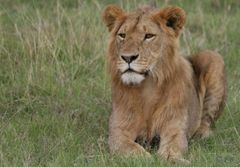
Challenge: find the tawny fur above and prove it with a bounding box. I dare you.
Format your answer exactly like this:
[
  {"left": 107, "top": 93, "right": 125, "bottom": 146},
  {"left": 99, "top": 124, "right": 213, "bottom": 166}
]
[{"left": 103, "top": 5, "right": 226, "bottom": 163}]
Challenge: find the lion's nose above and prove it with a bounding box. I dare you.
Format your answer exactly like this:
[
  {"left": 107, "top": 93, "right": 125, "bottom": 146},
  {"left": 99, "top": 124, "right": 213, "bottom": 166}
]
[{"left": 121, "top": 54, "right": 139, "bottom": 63}]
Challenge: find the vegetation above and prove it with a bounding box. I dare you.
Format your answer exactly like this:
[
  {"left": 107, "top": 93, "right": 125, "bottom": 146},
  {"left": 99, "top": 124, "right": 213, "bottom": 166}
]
[{"left": 0, "top": 0, "right": 239, "bottom": 166}]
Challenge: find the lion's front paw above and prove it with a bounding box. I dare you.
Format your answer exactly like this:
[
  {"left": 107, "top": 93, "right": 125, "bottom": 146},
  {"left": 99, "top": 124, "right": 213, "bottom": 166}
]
[
  {"left": 144, "top": 151, "right": 152, "bottom": 158},
  {"left": 174, "top": 158, "right": 191, "bottom": 165},
  {"left": 128, "top": 146, "right": 152, "bottom": 158},
  {"left": 158, "top": 149, "right": 190, "bottom": 165},
  {"left": 194, "top": 125, "right": 213, "bottom": 139}
]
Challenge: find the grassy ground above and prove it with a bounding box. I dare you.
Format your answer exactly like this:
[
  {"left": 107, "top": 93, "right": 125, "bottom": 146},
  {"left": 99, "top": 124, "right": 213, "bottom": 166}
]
[{"left": 0, "top": 0, "right": 240, "bottom": 166}]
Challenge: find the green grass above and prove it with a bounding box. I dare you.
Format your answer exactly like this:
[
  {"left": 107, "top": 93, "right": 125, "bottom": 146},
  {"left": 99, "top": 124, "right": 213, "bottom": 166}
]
[{"left": 0, "top": 0, "right": 240, "bottom": 166}]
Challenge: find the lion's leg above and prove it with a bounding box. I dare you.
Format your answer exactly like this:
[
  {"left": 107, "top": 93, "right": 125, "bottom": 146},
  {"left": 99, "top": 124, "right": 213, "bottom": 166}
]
[
  {"left": 195, "top": 79, "right": 226, "bottom": 138},
  {"left": 108, "top": 129, "right": 151, "bottom": 157},
  {"left": 157, "top": 121, "right": 190, "bottom": 164},
  {"left": 190, "top": 51, "right": 227, "bottom": 138}
]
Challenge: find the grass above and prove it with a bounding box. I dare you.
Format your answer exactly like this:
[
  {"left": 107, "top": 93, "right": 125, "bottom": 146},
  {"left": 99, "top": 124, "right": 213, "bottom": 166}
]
[{"left": 0, "top": 0, "right": 240, "bottom": 166}]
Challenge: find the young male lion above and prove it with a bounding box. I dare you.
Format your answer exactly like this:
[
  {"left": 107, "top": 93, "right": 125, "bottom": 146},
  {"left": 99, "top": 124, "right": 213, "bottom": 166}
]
[{"left": 102, "top": 5, "right": 226, "bottom": 163}]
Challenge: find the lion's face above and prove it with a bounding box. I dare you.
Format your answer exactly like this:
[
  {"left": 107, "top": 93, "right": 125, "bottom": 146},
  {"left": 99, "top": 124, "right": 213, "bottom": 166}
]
[
  {"left": 116, "top": 15, "right": 163, "bottom": 85},
  {"left": 103, "top": 5, "right": 185, "bottom": 85}
]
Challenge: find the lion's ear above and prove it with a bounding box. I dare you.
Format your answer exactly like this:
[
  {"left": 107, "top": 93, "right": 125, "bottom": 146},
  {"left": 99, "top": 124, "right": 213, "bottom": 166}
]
[
  {"left": 153, "top": 6, "right": 186, "bottom": 36},
  {"left": 102, "top": 5, "right": 125, "bottom": 32}
]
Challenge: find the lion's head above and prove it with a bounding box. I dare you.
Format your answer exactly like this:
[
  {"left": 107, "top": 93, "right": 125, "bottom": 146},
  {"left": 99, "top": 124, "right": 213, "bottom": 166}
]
[{"left": 103, "top": 5, "right": 186, "bottom": 85}]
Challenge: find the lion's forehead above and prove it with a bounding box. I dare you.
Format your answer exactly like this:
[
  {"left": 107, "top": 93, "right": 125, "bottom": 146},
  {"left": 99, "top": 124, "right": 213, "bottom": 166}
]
[{"left": 119, "top": 14, "right": 159, "bottom": 34}]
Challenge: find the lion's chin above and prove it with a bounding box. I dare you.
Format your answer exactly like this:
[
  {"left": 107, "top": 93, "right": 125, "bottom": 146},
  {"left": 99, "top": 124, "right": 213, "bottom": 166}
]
[{"left": 121, "top": 72, "right": 145, "bottom": 85}]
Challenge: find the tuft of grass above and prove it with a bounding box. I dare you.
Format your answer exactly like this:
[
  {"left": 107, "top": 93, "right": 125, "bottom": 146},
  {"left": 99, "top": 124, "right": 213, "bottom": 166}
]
[{"left": 0, "top": 0, "right": 239, "bottom": 166}]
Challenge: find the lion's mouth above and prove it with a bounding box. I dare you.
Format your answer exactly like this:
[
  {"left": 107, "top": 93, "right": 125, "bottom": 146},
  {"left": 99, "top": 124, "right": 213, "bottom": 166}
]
[
  {"left": 122, "top": 68, "right": 149, "bottom": 76},
  {"left": 121, "top": 68, "right": 149, "bottom": 85}
]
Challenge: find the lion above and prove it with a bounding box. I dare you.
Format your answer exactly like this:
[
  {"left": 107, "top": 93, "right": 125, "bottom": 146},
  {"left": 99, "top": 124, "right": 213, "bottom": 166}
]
[{"left": 102, "top": 4, "right": 226, "bottom": 163}]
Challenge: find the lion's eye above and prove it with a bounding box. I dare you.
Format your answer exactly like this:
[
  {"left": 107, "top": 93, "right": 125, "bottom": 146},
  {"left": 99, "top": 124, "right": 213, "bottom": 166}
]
[
  {"left": 144, "top": 33, "right": 156, "bottom": 41},
  {"left": 118, "top": 33, "right": 126, "bottom": 40}
]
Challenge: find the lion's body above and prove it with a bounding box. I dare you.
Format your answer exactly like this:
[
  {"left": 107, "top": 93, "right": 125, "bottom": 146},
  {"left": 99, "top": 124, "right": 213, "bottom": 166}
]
[{"left": 103, "top": 5, "right": 226, "bottom": 163}]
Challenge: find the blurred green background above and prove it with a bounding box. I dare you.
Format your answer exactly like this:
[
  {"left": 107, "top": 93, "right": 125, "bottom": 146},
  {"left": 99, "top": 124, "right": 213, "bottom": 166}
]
[{"left": 0, "top": 0, "right": 239, "bottom": 166}]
